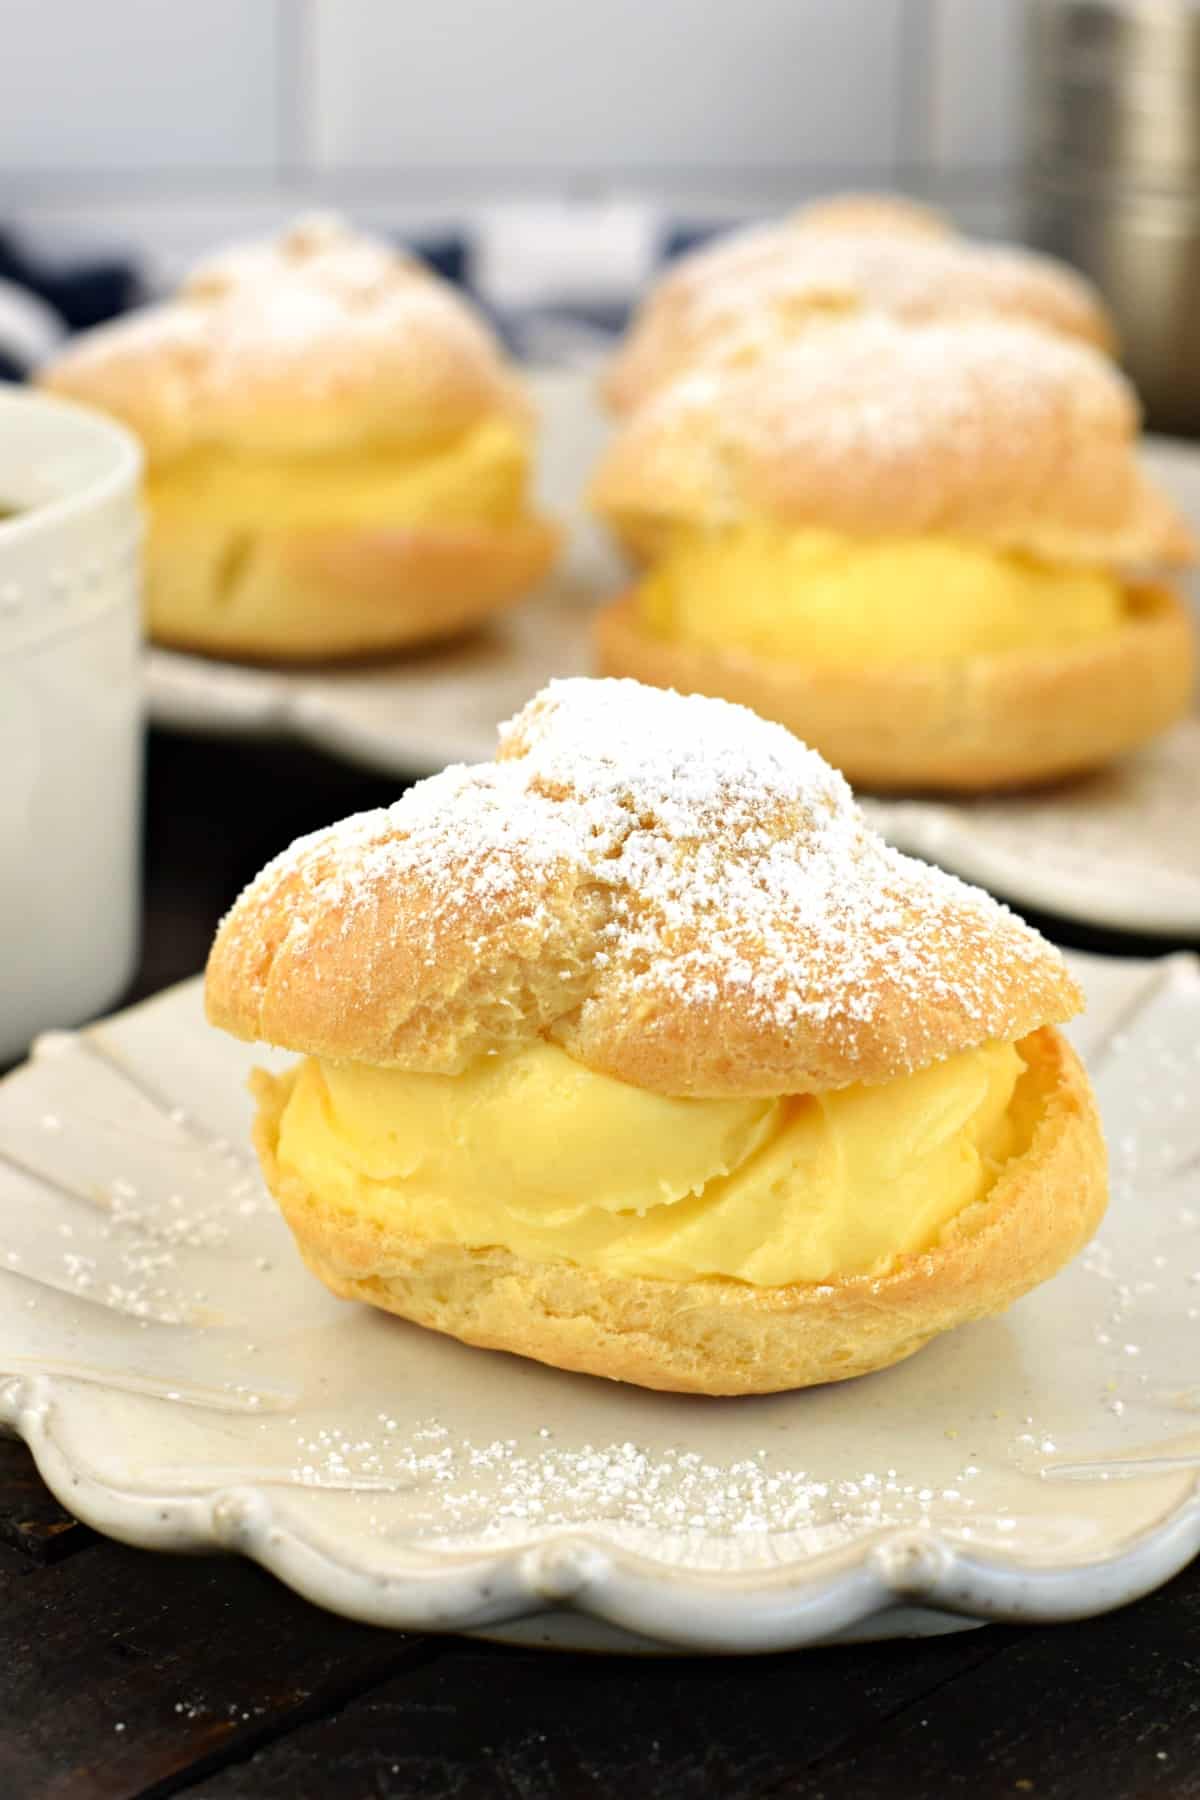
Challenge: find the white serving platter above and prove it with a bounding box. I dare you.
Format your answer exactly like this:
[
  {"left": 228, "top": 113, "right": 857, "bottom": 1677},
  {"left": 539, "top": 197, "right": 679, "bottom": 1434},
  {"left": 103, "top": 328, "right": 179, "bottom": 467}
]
[
  {"left": 861, "top": 720, "right": 1200, "bottom": 940},
  {"left": 0, "top": 951, "right": 1197, "bottom": 1653}
]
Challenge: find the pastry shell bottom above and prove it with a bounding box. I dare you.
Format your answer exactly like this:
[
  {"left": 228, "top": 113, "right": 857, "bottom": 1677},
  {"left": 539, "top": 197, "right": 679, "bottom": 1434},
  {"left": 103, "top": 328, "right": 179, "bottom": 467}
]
[
  {"left": 146, "top": 511, "right": 560, "bottom": 662},
  {"left": 250, "top": 1026, "right": 1107, "bottom": 1396},
  {"left": 594, "top": 583, "right": 1195, "bottom": 793}
]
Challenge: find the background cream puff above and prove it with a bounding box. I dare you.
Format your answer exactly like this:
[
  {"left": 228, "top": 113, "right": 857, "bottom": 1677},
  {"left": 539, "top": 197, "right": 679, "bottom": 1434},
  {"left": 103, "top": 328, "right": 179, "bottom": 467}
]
[
  {"left": 789, "top": 191, "right": 955, "bottom": 239},
  {"left": 40, "top": 216, "right": 559, "bottom": 661},
  {"left": 602, "top": 218, "right": 1116, "bottom": 417},
  {"left": 591, "top": 316, "right": 1195, "bottom": 792},
  {"left": 206, "top": 677, "right": 1107, "bottom": 1395}
]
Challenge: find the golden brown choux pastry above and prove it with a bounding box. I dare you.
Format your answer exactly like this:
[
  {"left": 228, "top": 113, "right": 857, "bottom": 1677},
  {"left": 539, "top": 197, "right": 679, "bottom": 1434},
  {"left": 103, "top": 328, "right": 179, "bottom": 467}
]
[
  {"left": 591, "top": 317, "right": 1195, "bottom": 792},
  {"left": 789, "top": 191, "right": 955, "bottom": 239},
  {"left": 602, "top": 217, "right": 1115, "bottom": 416},
  {"left": 207, "top": 677, "right": 1107, "bottom": 1394},
  {"left": 40, "top": 216, "right": 559, "bottom": 661}
]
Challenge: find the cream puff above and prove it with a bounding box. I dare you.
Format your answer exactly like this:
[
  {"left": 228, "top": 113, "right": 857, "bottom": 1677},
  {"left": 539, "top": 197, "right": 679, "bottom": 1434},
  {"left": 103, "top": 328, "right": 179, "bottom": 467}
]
[
  {"left": 602, "top": 218, "right": 1115, "bottom": 416},
  {"left": 206, "top": 677, "right": 1107, "bottom": 1394},
  {"left": 591, "top": 317, "right": 1195, "bottom": 792},
  {"left": 40, "top": 216, "right": 559, "bottom": 661},
  {"left": 789, "top": 191, "right": 955, "bottom": 239}
]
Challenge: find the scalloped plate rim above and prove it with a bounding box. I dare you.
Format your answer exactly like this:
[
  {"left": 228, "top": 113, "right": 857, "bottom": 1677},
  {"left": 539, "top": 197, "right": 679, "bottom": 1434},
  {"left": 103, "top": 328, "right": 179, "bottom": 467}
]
[
  {"left": 1, "top": 955, "right": 1199, "bottom": 1653},
  {"left": 4, "top": 1368, "right": 1200, "bottom": 1654}
]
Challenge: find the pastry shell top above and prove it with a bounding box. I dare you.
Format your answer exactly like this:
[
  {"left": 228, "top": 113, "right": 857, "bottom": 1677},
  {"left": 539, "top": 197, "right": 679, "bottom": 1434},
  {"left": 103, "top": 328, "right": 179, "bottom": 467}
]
[
  {"left": 39, "top": 215, "right": 530, "bottom": 465},
  {"left": 602, "top": 223, "right": 1115, "bottom": 414},
  {"left": 789, "top": 192, "right": 955, "bottom": 239},
  {"left": 206, "top": 678, "right": 1081, "bottom": 1100},
  {"left": 591, "top": 316, "right": 1194, "bottom": 569}
]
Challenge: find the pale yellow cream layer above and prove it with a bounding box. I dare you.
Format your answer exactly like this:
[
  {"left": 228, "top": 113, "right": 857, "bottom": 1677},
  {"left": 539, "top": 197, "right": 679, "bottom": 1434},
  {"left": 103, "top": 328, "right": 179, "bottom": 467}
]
[
  {"left": 638, "top": 525, "right": 1126, "bottom": 665},
  {"left": 146, "top": 419, "right": 529, "bottom": 530},
  {"left": 273, "top": 1037, "right": 1026, "bottom": 1285}
]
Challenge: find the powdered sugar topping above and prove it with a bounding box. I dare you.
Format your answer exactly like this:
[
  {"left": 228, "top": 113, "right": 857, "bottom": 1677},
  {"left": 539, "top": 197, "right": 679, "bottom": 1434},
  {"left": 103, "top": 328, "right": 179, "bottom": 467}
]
[
  {"left": 648, "top": 312, "right": 1130, "bottom": 469},
  {"left": 632, "top": 224, "right": 1109, "bottom": 383},
  {"left": 174, "top": 214, "right": 493, "bottom": 375},
  {"left": 224, "top": 679, "right": 1074, "bottom": 1079},
  {"left": 51, "top": 214, "right": 521, "bottom": 459}
]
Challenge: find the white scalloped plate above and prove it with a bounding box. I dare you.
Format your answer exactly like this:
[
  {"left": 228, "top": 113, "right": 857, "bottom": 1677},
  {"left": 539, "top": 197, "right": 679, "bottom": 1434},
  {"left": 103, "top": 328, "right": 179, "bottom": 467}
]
[{"left": 0, "top": 951, "right": 1198, "bottom": 1653}]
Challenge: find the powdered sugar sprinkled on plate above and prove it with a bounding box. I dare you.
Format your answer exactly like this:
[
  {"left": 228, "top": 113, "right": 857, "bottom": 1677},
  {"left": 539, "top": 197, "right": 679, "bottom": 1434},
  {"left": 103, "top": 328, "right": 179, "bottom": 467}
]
[{"left": 288, "top": 1415, "right": 997, "bottom": 1547}]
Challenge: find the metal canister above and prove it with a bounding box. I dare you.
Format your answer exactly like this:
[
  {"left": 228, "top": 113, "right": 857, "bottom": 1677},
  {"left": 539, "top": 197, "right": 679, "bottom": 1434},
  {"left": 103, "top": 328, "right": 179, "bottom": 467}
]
[{"left": 1026, "top": 0, "right": 1200, "bottom": 433}]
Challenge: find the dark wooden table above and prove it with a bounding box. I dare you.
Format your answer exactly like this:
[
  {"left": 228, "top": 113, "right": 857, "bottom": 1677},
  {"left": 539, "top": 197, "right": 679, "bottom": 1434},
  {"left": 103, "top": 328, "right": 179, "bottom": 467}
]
[{"left": 2, "top": 727, "right": 1198, "bottom": 1800}]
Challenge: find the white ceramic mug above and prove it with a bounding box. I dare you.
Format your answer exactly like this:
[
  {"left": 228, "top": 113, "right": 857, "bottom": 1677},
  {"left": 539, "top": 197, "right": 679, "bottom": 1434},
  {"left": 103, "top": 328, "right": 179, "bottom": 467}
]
[{"left": 0, "top": 384, "right": 143, "bottom": 1063}]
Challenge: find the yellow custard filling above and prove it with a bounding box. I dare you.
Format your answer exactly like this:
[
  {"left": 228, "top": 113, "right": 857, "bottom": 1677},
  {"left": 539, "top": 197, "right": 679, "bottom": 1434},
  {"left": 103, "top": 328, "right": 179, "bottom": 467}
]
[
  {"left": 273, "top": 1036, "right": 1027, "bottom": 1285},
  {"left": 146, "top": 418, "right": 530, "bottom": 531},
  {"left": 638, "top": 525, "right": 1126, "bottom": 665}
]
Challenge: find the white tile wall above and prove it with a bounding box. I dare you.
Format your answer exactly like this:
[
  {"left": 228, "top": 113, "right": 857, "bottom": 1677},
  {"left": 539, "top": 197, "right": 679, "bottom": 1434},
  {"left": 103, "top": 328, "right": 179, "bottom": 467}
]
[
  {"left": 0, "top": 0, "right": 282, "bottom": 173},
  {"left": 0, "top": 0, "right": 1029, "bottom": 256},
  {"left": 309, "top": 0, "right": 904, "bottom": 174},
  {"left": 923, "top": 0, "right": 1025, "bottom": 172}
]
